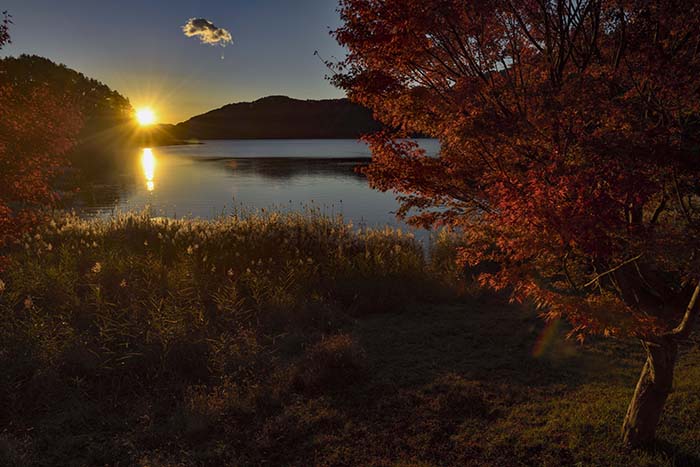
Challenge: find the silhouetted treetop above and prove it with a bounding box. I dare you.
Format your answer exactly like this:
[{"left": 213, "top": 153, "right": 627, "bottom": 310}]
[{"left": 0, "top": 54, "right": 132, "bottom": 136}]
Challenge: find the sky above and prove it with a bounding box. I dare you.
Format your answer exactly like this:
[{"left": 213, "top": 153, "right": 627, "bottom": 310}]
[{"left": 1, "top": 0, "right": 347, "bottom": 123}]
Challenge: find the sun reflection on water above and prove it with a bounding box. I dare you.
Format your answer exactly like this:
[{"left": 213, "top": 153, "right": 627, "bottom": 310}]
[{"left": 141, "top": 148, "right": 156, "bottom": 192}]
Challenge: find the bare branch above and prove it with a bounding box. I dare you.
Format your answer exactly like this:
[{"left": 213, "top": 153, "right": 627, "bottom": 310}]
[
  {"left": 649, "top": 194, "right": 668, "bottom": 225},
  {"left": 671, "top": 283, "right": 700, "bottom": 339},
  {"left": 582, "top": 254, "right": 644, "bottom": 288}
]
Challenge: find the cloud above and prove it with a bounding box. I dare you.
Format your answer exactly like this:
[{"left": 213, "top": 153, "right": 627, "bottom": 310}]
[{"left": 182, "top": 18, "right": 233, "bottom": 47}]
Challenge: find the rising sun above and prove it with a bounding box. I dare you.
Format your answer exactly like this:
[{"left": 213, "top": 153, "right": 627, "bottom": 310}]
[{"left": 136, "top": 107, "right": 156, "bottom": 126}]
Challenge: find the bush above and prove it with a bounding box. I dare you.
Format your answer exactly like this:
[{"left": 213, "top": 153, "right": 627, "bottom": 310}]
[{"left": 292, "top": 333, "right": 367, "bottom": 393}]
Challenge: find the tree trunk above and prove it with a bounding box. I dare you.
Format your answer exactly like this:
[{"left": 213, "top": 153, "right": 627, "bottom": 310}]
[{"left": 621, "top": 338, "right": 678, "bottom": 448}]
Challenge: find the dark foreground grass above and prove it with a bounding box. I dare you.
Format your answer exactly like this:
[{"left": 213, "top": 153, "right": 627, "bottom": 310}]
[{"left": 0, "top": 213, "right": 698, "bottom": 466}]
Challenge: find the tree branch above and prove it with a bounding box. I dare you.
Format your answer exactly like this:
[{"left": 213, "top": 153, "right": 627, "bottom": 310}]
[
  {"left": 582, "top": 254, "right": 644, "bottom": 288},
  {"left": 671, "top": 283, "right": 700, "bottom": 339},
  {"left": 673, "top": 170, "right": 692, "bottom": 225},
  {"left": 649, "top": 194, "right": 668, "bottom": 225}
]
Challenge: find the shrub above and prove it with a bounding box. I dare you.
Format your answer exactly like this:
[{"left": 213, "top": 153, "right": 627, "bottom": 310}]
[{"left": 292, "top": 333, "right": 367, "bottom": 393}]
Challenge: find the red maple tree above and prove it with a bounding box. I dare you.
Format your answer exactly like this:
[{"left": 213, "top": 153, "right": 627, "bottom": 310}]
[
  {"left": 0, "top": 12, "right": 82, "bottom": 266},
  {"left": 333, "top": 0, "right": 700, "bottom": 447}
]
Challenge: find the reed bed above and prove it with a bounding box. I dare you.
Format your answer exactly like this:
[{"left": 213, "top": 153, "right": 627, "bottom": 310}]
[{"left": 0, "top": 210, "right": 459, "bottom": 466}]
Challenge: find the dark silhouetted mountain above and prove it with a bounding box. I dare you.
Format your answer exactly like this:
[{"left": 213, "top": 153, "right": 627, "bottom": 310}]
[{"left": 175, "top": 96, "right": 382, "bottom": 139}]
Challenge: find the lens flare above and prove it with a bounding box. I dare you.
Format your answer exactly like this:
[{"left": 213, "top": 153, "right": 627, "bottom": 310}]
[{"left": 532, "top": 318, "right": 561, "bottom": 358}]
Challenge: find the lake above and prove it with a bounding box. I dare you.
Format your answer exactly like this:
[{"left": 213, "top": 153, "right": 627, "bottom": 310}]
[{"left": 80, "top": 139, "right": 440, "bottom": 233}]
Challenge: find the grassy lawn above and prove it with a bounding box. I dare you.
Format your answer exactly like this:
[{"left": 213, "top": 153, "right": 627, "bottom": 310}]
[
  {"left": 0, "top": 213, "right": 698, "bottom": 466},
  {"left": 352, "top": 302, "right": 700, "bottom": 466}
]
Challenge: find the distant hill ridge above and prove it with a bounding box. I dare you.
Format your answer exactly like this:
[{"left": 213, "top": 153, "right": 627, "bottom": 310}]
[
  {"left": 0, "top": 55, "right": 381, "bottom": 140},
  {"left": 174, "top": 95, "right": 382, "bottom": 139}
]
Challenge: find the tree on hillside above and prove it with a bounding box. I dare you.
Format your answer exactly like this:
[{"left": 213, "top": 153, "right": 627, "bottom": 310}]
[
  {"left": 0, "top": 55, "right": 131, "bottom": 131},
  {"left": 0, "top": 11, "right": 9, "bottom": 47},
  {"left": 0, "top": 54, "right": 137, "bottom": 176},
  {"left": 0, "top": 13, "right": 82, "bottom": 265},
  {"left": 333, "top": 0, "right": 700, "bottom": 447}
]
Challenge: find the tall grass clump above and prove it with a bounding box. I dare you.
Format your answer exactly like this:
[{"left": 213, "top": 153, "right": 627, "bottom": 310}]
[{"left": 0, "top": 210, "right": 455, "bottom": 464}]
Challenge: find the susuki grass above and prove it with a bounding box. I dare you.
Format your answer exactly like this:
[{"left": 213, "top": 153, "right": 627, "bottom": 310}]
[
  {"left": 1, "top": 211, "right": 436, "bottom": 381},
  {"left": 1, "top": 211, "right": 698, "bottom": 466},
  {"left": 0, "top": 210, "right": 453, "bottom": 466}
]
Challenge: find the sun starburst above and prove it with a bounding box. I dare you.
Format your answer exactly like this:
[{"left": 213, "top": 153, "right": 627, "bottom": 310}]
[{"left": 136, "top": 107, "right": 156, "bottom": 126}]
